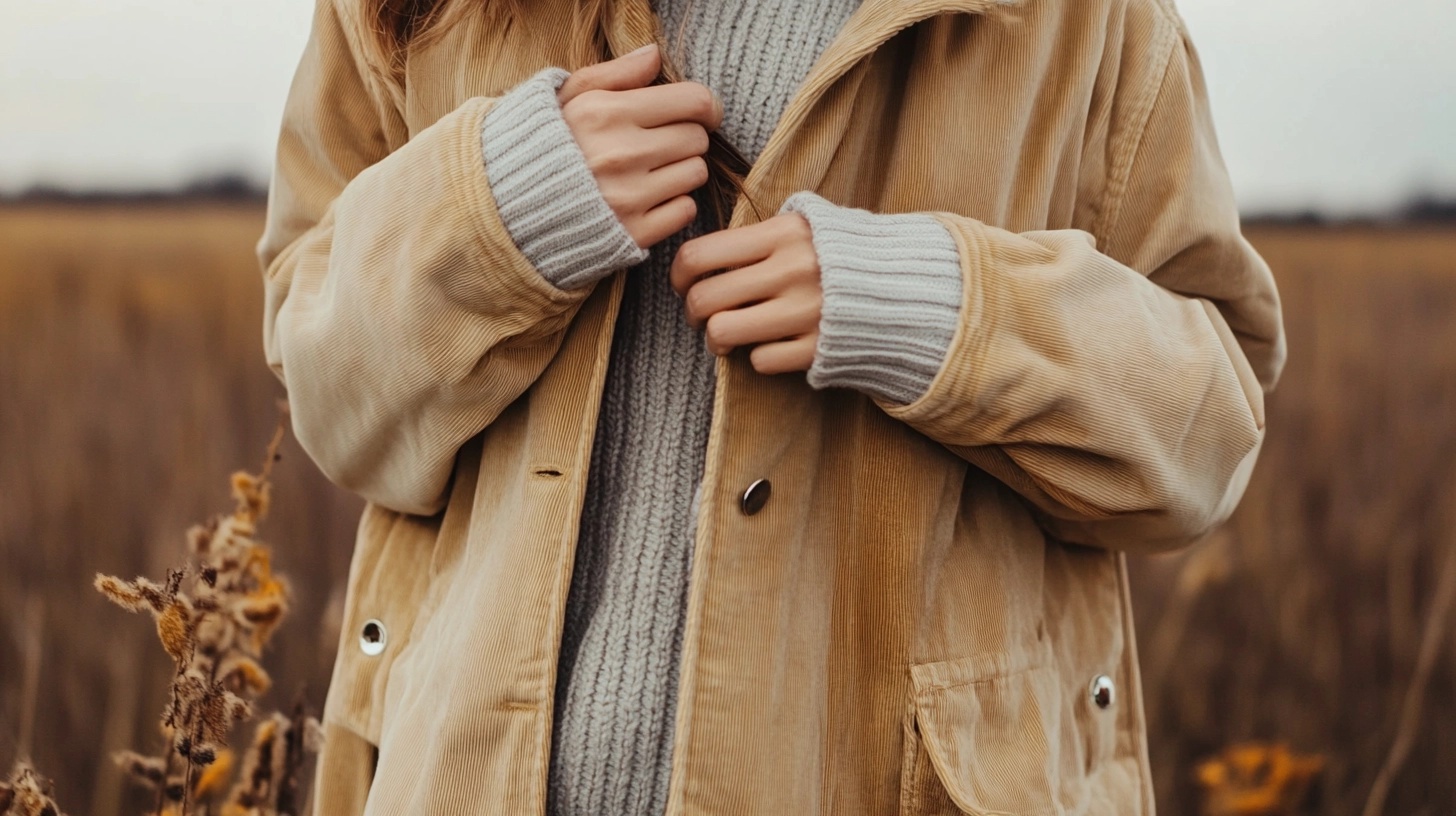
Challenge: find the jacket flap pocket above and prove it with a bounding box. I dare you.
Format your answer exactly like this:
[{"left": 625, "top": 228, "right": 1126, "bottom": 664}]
[{"left": 909, "top": 649, "right": 1083, "bottom": 816}]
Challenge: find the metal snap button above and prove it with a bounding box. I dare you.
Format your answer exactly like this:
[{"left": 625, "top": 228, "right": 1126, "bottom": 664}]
[
  {"left": 1090, "top": 674, "right": 1115, "bottom": 710},
  {"left": 740, "top": 479, "right": 772, "bottom": 516},
  {"left": 360, "top": 619, "right": 387, "bottom": 656}
]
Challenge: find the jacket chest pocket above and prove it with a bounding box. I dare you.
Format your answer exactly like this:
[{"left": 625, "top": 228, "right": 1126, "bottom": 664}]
[{"left": 899, "top": 648, "right": 1088, "bottom": 816}]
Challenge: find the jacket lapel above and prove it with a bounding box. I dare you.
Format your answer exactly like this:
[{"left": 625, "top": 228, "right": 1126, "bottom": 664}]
[{"left": 605, "top": 0, "right": 1024, "bottom": 226}]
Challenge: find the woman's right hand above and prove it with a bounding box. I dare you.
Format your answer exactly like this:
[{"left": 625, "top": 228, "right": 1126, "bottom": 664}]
[{"left": 556, "top": 43, "right": 725, "bottom": 249}]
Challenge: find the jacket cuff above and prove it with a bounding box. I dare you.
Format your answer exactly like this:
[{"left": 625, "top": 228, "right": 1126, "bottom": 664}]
[
  {"left": 778, "top": 191, "right": 964, "bottom": 406},
  {"left": 480, "top": 65, "right": 649, "bottom": 290}
]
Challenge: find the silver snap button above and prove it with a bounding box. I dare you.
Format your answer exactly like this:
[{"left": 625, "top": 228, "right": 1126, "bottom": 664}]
[
  {"left": 1089, "top": 674, "right": 1115, "bottom": 710},
  {"left": 360, "top": 619, "right": 387, "bottom": 656},
  {"left": 740, "top": 479, "right": 772, "bottom": 516}
]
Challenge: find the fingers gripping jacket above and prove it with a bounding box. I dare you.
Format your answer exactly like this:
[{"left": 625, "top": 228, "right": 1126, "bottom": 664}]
[{"left": 480, "top": 65, "right": 651, "bottom": 290}]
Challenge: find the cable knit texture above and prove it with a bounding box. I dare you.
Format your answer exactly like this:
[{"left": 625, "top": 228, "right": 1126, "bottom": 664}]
[
  {"left": 475, "top": 1, "right": 967, "bottom": 813},
  {"left": 780, "top": 190, "right": 964, "bottom": 405},
  {"left": 480, "top": 65, "right": 649, "bottom": 289}
]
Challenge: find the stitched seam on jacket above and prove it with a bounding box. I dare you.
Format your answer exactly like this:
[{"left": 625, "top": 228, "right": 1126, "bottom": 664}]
[
  {"left": 911, "top": 635, "right": 1058, "bottom": 695},
  {"left": 1091, "top": 15, "right": 1179, "bottom": 246},
  {"left": 1146, "top": 0, "right": 1192, "bottom": 38},
  {"left": 1115, "top": 551, "right": 1157, "bottom": 815}
]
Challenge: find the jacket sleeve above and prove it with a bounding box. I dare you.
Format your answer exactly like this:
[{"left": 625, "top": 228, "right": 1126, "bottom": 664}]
[
  {"left": 259, "top": 0, "right": 598, "bottom": 516},
  {"left": 879, "top": 20, "right": 1287, "bottom": 554}
]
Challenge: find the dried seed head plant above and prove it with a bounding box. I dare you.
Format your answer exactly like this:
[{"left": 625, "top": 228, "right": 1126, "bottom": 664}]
[
  {"left": 222, "top": 703, "right": 324, "bottom": 816},
  {"left": 2, "top": 404, "right": 320, "bottom": 816},
  {"left": 0, "top": 763, "right": 65, "bottom": 816}
]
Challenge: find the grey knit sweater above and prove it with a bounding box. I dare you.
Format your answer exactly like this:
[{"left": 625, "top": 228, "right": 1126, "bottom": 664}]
[{"left": 478, "top": 2, "right": 965, "bottom": 813}]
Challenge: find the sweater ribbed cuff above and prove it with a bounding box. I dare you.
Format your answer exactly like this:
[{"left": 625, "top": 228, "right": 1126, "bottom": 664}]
[
  {"left": 480, "top": 66, "right": 650, "bottom": 290},
  {"left": 778, "top": 190, "right": 964, "bottom": 407}
]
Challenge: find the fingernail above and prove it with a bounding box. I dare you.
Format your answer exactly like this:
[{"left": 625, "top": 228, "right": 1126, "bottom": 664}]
[{"left": 628, "top": 42, "right": 657, "bottom": 56}]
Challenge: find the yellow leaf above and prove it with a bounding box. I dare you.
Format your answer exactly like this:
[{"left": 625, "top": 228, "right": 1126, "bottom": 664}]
[{"left": 156, "top": 600, "right": 192, "bottom": 665}]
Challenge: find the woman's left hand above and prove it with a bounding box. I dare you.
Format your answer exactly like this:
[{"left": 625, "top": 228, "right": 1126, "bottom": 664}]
[{"left": 669, "top": 213, "right": 822, "bottom": 374}]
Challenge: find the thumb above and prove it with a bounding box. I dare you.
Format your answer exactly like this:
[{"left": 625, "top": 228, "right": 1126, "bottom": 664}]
[{"left": 557, "top": 42, "right": 660, "bottom": 105}]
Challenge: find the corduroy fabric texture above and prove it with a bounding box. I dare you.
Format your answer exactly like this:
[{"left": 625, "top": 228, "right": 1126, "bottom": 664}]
[
  {"left": 474, "top": 0, "right": 877, "bottom": 812},
  {"left": 477, "top": 35, "right": 967, "bottom": 816},
  {"left": 257, "top": 0, "right": 1288, "bottom": 813}
]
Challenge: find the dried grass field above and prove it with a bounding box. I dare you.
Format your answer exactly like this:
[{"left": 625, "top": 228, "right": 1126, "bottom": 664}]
[{"left": 1, "top": 204, "right": 1453, "bottom": 815}]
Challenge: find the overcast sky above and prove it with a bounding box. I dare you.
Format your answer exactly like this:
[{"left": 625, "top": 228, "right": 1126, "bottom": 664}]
[{"left": 2, "top": 0, "right": 1452, "bottom": 214}]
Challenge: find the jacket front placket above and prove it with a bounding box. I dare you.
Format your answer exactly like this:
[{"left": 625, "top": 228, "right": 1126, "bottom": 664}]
[{"left": 591, "top": 3, "right": 1013, "bottom": 810}]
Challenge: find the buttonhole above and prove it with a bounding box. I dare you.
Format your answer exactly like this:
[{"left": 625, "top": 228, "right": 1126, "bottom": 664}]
[{"left": 532, "top": 466, "right": 564, "bottom": 479}]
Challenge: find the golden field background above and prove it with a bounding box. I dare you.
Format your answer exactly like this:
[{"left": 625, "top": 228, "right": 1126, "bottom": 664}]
[{"left": 1, "top": 203, "right": 1453, "bottom": 815}]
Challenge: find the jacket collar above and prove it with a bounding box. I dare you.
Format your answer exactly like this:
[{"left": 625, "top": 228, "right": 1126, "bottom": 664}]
[{"left": 604, "top": 0, "right": 1024, "bottom": 223}]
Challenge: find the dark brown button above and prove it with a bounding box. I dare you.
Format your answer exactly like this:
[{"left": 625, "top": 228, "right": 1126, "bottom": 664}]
[
  {"left": 1090, "top": 674, "right": 1115, "bottom": 710},
  {"left": 740, "top": 479, "right": 772, "bottom": 516}
]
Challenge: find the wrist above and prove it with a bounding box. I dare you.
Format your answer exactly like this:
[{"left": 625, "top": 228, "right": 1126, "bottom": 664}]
[
  {"left": 778, "top": 191, "right": 964, "bottom": 406},
  {"left": 480, "top": 65, "right": 649, "bottom": 290}
]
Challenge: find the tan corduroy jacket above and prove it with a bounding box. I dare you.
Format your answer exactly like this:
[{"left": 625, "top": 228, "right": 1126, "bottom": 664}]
[{"left": 259, "top": 0, "right": 1286, "bottom": 812}]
